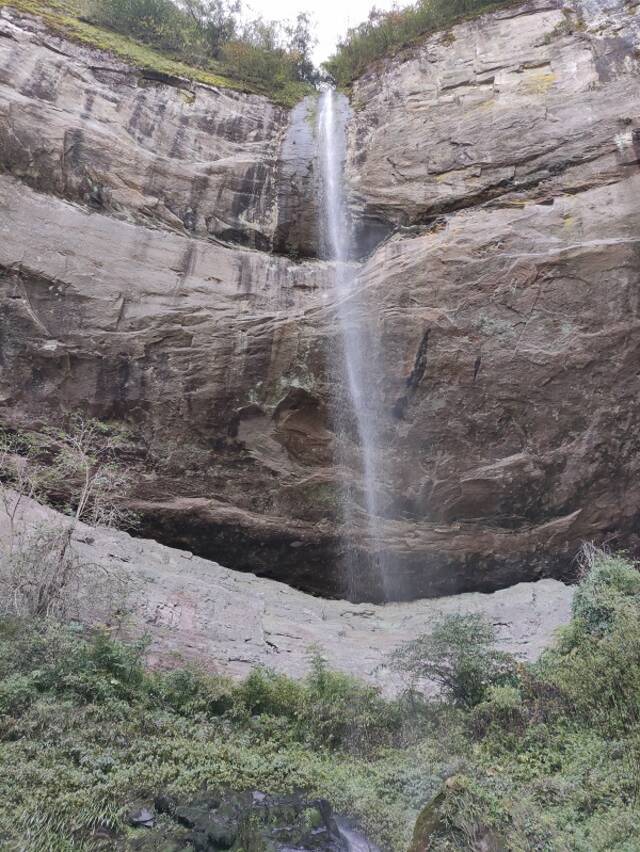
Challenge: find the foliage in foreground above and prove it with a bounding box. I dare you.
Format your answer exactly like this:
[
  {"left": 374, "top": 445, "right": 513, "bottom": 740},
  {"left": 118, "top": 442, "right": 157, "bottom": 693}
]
[
  {"left": 0, "top": 552, "right": 639, "bottom": 850},
  {"left": 324, "top": 0, "right": 518, "bottom": 87},
  {"left": 0, "top": 623, "right": 445, "bottom": 850}
]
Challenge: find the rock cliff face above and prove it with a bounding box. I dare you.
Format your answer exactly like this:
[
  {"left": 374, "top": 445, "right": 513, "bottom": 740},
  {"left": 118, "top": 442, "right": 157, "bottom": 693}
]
[
  {"left": 0, "top": 493, "right": 574, "bottom": 688},
  {"left": 1, "top": 1, "right": 639, "bottom": 600}
]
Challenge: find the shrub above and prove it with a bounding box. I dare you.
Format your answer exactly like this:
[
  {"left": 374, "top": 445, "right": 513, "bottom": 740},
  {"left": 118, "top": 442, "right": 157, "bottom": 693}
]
[
  {"left": 301, "top": 652, "right": 406, "bottom": 751},
  {"left": 469, "top": 684, "right": 524, "bottom": 738},
  {"left": 86, "top": 0, "right": 317, "bottom": 96},
  {"left": 231, "top": 653, "right": 407, "bottom": 752},
  {"left": 571, "top": 548, "right": 640, "bottom": 635},
  {"left": 0, "top": 419, "right": 135, "bottom": 623},
  {"left": 390, "top": 613, "right": 517, "bottom": 709},
  {"left": 0, "top": 521, "right": 130, "bottom": 622},
  {"left": 538, "top": 552, "right": 640, "bottom": 737},
  {"left": 232, "top": 666, "right": 307, "bottom": 720},
  {"left": 540, "top": 605, "right": 640, "bottom": 737},
  {"left": 0, "top": 622, "right": 149, "bottom": 707},
  {"left": 87, "top": 0, "right": 203, "bottom": 56},
  {"left": 221, "top": 40, "right": 290, "bottom": 87},
  {"left": 151, "top": 666, "right": 234, "bottom": 717},
  {"left": 182, "top": 0, "right": 240, "bottom": 58},
  {"left": 324, "top": 0, "right": 517, "bottom": 87}
]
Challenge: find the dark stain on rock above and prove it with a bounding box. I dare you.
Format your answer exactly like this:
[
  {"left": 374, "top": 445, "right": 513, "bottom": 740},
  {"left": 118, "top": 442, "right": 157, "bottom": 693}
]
[
  {"left": 473, "top": 354, "right": 482, "bottom": 382},
  {"left": 169, "top": 113, "right": 190, "bottom": 159},
  {"left": 351, "top": 212, "right": 395, "bottom": 260},
  {"left": 231, "top": 163, "right": 269, "bottom": 218},
  {"left": 593, "top": 35, "right": 635, "bottom": 83},
  {"left": 236, "top": 254, "right": 254, "bottom": 296},
  {"left": 197, "top": 113, "right": 218, "bottom": 135},
  {"left": 407, "top": 329, "right": 430, "bottom": 391},
  {"left": 272, "top": 97, "right": 319, "bottom": 259},
  {"left": 126, "top": 91, "right": 152, "bottom": 140},
  {"left": 82, "top": 92, "right": 95, "bottom": 118},
  {"left": 632, "top": 128, "right": 640, "bottom": 166},
  {"left": 174, "top": 243, "right": 197, "bottom": 290},
  {"left": 222, "top": 113, "right": 248, "bottom": 144},
  {"left": 183, "top": 174, "right": 209, "bottom": 231},
  {"left": 393, "top": 329, "right": 430, "bottom": 419},
  {"left": 88, "top": 183, "right": 105, "bottom": 208},
  {"left": 62, "top": 128, "right": 84, "bottom": 172},
  {"left": 21, "top": 61, "right": 58, "bottom": 103},
  {"left": 218, "top": 227, "right": 272, "bottom": 253}
]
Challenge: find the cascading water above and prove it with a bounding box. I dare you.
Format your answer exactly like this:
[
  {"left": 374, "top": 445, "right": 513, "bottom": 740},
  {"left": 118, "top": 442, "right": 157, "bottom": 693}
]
[{"left": 317, "top": 87, "right": 390, "bottom": 600}]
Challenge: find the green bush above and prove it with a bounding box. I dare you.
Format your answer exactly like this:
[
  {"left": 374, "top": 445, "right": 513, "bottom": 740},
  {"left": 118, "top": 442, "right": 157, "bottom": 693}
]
[
  {"left": 0, "top": 620, "right": 149, "bottom": 707},
  {"left": 540, "top": 606, "right": 640, "bottom": 737},
  {"left": 86, "top": 0, "right": 317, "bottom": 98},
  {"left": 301, "top": 653, "right": 407, "bottom": 751},
  {"left": 324, "top": 0, "right": 517, "bottom": 87},
  {"left": 231, "top": 654, "right": 408, "bottom": 752},
  {"left": 87, "top": 0, "right": 203, "bottom": 56},
  {"left": 571, "top": 550, "right": 640, "bottom": 635},
  {"left": 1, "top": 552, "right": 639, "bottom": 850},
  {"left": 232, "top": 665, "right": 307, "bottom": 720},
  {"left": 221, "top": 40, "right": 292, "bottom": 88},
  {"left": 390, "top": 613, "right": 517, "bottom": 709},
  {"left": 536, "top": 553, "right": 640, "bottom": 738},
  {"left": 469, "top": 684, "right": 524, "bottom": 738},
  {"left": 151, "top": 665, "right": 234, "bottom": 717}
]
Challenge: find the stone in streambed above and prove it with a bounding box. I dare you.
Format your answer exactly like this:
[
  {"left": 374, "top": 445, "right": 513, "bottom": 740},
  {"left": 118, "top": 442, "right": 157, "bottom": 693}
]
[{"left": 140, "top": 790, "right": 347, "bottom": 852}]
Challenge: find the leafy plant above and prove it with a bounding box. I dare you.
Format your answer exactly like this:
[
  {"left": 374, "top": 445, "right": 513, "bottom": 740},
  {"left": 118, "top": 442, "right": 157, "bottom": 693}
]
[
  {"left": 571, "top": 546, "right": 640, "bottom": 635},
  {"left": 86, "top": 0, "right": 318, "bottom": 98},
  {"left": 324, "top": 0, "right": 518, "bottom": 87},
  {"left": 469, "top": 684, "right": 524, "bottom": 738},
  {"left": 390, "top": 613, "right": 517, "bottom": 708}
]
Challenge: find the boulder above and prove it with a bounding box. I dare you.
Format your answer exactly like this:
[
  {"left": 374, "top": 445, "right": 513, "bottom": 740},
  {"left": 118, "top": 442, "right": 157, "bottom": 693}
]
[{"left": 131, "top": 790, "right": 348, "bottom": 852}]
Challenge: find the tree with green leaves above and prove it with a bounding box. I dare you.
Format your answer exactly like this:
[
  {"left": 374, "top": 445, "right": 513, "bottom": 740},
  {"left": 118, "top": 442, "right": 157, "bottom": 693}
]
[{"left": 390, "top": 612, "right": 516, "bottom": 708}]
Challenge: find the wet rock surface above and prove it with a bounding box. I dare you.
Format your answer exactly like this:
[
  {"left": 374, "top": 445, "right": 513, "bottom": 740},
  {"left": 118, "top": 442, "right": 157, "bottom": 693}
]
[
  {"left": 1, "top": 1, "right": 639, "bottom": 599},
  {"left": 129, "top": 790, "right": 352, "bottom": 852}
]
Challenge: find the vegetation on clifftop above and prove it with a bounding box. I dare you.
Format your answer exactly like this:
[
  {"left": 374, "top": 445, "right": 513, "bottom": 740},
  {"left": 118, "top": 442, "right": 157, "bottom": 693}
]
[
  {"left": 324, "top": 0, "right": 521, "bottom": 87},
  {"left": 0, "top": 550, "right": 639, "bottom": 850},
  {"left": 1, "top": 0, "right": 316, "bottom": 105},
  {"left": 3, "top": 0, "right": 532, "bottom": 103}
]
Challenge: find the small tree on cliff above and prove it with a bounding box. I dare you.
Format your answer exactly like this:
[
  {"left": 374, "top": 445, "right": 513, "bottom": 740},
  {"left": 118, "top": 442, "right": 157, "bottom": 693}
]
[
  {"left": 390, "top": 613, "right": 517, "bottom": 708},
  {"left": 0, "top": 417, "right": 134, "bottom": 621}
]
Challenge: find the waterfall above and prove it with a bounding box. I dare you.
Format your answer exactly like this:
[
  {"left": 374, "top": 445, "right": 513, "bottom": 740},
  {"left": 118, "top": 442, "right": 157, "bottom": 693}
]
[
  {"left": 335, "top": 817, "right": 380, "bottom": 852},
  {"left": 317, "top": 87, "right": 389, "bottom": 600}
]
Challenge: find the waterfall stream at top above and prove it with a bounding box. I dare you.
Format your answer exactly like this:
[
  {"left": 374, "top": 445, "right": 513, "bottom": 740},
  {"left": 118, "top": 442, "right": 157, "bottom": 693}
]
[{"left": 316, "top": 87, "right": 390, "bottom": 600}]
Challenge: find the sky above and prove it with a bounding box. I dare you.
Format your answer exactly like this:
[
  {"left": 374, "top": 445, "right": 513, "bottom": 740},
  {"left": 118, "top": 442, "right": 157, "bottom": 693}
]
[{"left": 243, "top": 0, "right": 398, "bottom": 65}]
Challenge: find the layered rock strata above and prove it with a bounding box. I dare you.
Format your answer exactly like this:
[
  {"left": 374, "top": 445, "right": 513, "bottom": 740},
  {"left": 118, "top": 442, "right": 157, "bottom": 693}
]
[
  {"left": 0, "top": 494, "right": 575, "bottom": 689},
  {"left": 1, "top": 1, "right": 639, "bottom": 599}
]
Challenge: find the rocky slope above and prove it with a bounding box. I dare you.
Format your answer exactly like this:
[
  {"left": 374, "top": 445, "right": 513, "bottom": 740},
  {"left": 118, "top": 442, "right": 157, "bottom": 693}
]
[
  {"left": 1, "top": 0, "right": 639, "bottom": 599},
  {"left": 1, "top": 492, "right": 574, "bottom": 688}
]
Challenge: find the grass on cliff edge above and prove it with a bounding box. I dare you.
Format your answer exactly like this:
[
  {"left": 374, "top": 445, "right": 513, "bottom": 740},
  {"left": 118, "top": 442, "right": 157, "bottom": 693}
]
[
  {"left": 0, "top": 0, "right": 311, "bottom": 106},
  {"left": 0, "top": 551, "right": 639, "bottom": 850},
  {"left": 324, "top": 0, "right": 525, "bottom": 88}
]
